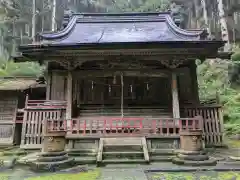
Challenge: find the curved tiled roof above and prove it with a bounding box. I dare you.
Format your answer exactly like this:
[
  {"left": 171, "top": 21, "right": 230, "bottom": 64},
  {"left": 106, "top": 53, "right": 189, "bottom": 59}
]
[{"left": 38, "top": 12, "right": 208, "bottom": 45}]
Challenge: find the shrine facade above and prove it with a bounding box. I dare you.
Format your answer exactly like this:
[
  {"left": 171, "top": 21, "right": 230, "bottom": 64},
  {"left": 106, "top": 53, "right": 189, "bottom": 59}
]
[{"left": 16, "top": 12, "right": 225, "bottom": 151}]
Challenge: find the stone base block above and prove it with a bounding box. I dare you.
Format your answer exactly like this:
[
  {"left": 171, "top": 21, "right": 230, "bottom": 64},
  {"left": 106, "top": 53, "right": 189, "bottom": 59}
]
[
  {"left": 172, "top": 157, "right": 217, "bottom": 166},
  {"left": 177, "top": 154, "right": 209, "bottom": 161},
  {"left": 229, "top": 156, "right": 240, "bottom": 161},
  {"left": 30, "top": 151, "right": 75, "bottom": 172},
  {"left": 30, "top": 158, "right": 75, "bottom": 172},
  {"left": 175, "top": 150, "right": 207, "bottom": 155}
]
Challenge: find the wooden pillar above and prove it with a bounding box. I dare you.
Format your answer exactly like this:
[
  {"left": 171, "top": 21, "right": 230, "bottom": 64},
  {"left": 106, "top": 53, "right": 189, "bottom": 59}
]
[
  {"left": 190, "top": 62, "right": 200, "bottom": 104},
  {"left": 46, "top": 71, "right": 52, "bottom": 100},
  {"left": 66, "top": 71, "right": 72, "bottom": 127},
  {"left": 171, "top": 72, "right": 180, "bottom": 118}
]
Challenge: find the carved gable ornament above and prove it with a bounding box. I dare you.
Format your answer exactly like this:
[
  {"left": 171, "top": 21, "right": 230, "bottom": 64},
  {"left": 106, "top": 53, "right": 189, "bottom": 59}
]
[
  {"left": 99, "top": 57, "right": 149, "bottom": 69},
  {"left": 160, "top": 58, "right": 186, "bottom": 68}
]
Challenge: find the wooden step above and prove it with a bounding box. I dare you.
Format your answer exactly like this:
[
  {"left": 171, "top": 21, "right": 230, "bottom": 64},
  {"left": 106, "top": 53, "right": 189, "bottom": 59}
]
[
  {"left": 79, "top": 109, "right": 172, "bottom": 113},
  {"left": 80, "top": 106, "right": 170, "bottom": 110},
  {"left": 80, "top": 112, "right": 171, "bottom": 116},
  {"left": 103, "top": 137, "right": 142, "bottom": 146}
]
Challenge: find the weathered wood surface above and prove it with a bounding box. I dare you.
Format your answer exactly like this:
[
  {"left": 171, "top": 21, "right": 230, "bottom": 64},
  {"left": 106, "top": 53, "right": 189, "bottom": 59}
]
[
  {"left": 20, "top": 99, "right": 66, "bottom": 149},
  {"left": 0, "top": 96, "right": 18, "bottom": 145},
  {"left": 73, "top": 76, "right": 172, "bottom": 106},
  {"left": 45, "top": 116, "right": 202, "bottom": 139},
  {"left": 184, "top": 105, "right": 224, "bottom": 146}
]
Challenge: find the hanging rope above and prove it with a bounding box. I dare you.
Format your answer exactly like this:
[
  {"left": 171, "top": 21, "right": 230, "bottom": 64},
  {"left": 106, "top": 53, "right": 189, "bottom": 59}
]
[
  {"left": 82, "top": 78, "right": 154, "bottom": 88},
  {"left": 121, "top": 73, "right": 124, "bottom": 117}
]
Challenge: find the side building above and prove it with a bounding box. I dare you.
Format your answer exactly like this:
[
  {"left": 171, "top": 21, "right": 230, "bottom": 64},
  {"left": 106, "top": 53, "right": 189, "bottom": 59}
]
[{"left": 0, "top": 77, "right": 45, "bottom": 146}]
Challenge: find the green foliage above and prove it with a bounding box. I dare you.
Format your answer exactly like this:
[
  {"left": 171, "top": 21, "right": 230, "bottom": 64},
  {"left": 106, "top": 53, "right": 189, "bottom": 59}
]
[
  {"left": 88, "top": 0, "right": 170, "bottom": 13},
  {"left": 225, "top": 123, "right": 240, "bottom": 135},
  {"left": 25, "top": 170, "right": 101, "bottom": 180},
  {"left": 149, "top": 172, "right": 240, "bottom": 180},
  {"left": 198, "top": 56, "right": 240, "bottom": 133}
]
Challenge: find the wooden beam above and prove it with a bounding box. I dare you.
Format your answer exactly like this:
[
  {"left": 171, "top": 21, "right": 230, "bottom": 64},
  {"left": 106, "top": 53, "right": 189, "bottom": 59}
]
[
  {"left": 66, "top": 71, "right": 72, "bottom": 127},
  {"left": 72, "top": 70, "right": 170, "bottom": 78},
  {"left": 171, "top": 72, "right": 180, "bottom": 119}
]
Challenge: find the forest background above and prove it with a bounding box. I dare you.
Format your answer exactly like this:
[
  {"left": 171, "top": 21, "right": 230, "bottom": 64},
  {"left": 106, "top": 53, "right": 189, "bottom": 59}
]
[{"left": 0, "top": 0, "right": 239, "bottom": 135}]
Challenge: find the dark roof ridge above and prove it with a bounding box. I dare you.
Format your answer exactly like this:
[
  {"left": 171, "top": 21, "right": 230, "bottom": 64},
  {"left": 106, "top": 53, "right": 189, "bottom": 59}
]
[{"left": 39, "top": 12, "right": 206, "bottom": 41}]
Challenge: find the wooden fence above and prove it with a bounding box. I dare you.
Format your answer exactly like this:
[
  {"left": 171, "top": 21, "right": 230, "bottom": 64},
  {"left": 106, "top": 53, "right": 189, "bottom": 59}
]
[
  {"left": 183, "top": 105, "right": 224, "bottom": 146},
  {"left": 20, "top": 99, "right": 66, "bottom": 149}
]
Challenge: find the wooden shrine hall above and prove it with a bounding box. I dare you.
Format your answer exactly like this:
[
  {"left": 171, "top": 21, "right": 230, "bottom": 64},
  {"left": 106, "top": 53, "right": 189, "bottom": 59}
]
[{"left": 16, "top": 12, "right": 225, "bottom": 151}]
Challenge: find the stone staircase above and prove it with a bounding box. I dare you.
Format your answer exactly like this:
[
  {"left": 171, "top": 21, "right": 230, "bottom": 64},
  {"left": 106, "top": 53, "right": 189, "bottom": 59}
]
[{"left": 97, "top": 137, "right": 149, "bottom": 164}]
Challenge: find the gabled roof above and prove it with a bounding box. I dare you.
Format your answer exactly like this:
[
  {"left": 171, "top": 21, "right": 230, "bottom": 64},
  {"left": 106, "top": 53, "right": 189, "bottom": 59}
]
[
  {"left": 38, "top": 12, "right": 207, "bottom": 45},
  {"left": 16, "top": 12, "right": 225, "bottom": 62},
  {"left": 0, "top": 77, "right": 45, "bottom": 91}
]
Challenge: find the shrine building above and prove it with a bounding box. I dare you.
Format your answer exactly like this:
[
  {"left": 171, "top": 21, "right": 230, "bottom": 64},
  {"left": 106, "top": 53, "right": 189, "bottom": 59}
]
[{"left": 15, "top": 12, "right": 225, "bottom": 163}]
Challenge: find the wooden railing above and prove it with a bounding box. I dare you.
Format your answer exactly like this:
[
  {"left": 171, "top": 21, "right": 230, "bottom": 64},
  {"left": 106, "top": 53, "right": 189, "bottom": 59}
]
[
  {"left": 46, "top": 117, "right": 203, "bottom": 137},
  {"left": 183, "top": 105, "right": 224, "bottom": 146},
  {"left": 25, "top": 95, "right": 67, "bottom": 109},
  {"left": 46, "top": 119, "right": 67, "bottom": 132},
  {"left": 26, "top": 100, "right": 67, "bottom": 109}
]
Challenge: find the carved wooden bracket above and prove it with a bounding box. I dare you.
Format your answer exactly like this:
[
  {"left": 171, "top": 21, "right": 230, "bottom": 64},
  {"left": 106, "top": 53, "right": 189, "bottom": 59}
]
[
  {"left": 48, "top": 58, "right": 86, "bottom": 70},
  {"left": 160, "top": 59, "right": 186, "bottom": 69}
]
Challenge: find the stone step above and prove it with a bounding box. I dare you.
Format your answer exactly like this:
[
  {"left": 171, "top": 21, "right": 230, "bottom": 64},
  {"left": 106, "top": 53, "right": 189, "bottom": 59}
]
[
  {"left": 39, "top": 151, "right": 67, "bottom": 157},
  {"left": 103, "top": 151, "right": 143, "bottom": 155},
  {"left": 30, "top": 158, "right": 75, "bottom": 172},
  {"left": 66, "top": 149, "right": 97, "bottom": 153},
  {"left": 172, "top": 157, "right": 217, "bottom": 166},
  {"left": 37, "top": 154, "right": 69, "bottom": 162},
  {"left": 68, "top": 152, "right": 96, "bottom": 157},
  {"left": 103, "top": 151, "right": 144, "bottom": 159},
  {"left": 101, "top": 159, "right": 147, "bottom": 164},
  {"left": 150, "top": 149, "right": 176, "bottom": 156},
  {"left": 74, "top": 156, "right": 96, "bottom": 164},
  {"left": 150, "top": 156, "right": 174, "bottom": 162}
]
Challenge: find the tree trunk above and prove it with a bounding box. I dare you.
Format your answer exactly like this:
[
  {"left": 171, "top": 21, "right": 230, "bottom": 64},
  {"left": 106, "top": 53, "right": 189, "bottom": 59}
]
[
  {"left": 51, "top": 0, "right": 57, "bottom": 31},
  {"left": 217, "top": 0, "right": 230, "bottom": 51},
  {"left": 193, "top": 0, "right": 200, "bottom": 28},
  {"left": 32, "top": 0, "right": 36, "bottom": 42},
  {"left": 201, "top": 0, "right": 211, "bottom": 35}
]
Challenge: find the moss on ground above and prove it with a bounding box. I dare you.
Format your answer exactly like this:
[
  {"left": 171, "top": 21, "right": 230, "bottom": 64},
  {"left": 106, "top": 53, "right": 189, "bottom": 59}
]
[
  {"left": 25, "top": 169, "right": 101, "bottom": 180},
  {"left": 228, "top": 139, "right": 240, "bottom": 148},
  {"left": 0, "top": 173, "right": 10, "bottom": 180},
  {"left": 150, "top": 172, "right": 240, "bottom": 180}
]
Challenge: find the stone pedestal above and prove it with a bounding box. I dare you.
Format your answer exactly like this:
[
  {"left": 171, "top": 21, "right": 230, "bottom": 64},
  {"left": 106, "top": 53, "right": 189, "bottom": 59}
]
[
  {"left": 42, "top": 132, "right": 66, "bottom": 152},
  {"left": 180, "top": 129, "right": 203, "bottom": 152},
  {"left": 172, "top": 129, "right": 217, "bottom": 166},
  {"left": 30, "top": 130, "right": 74, "bottom": 172}
]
